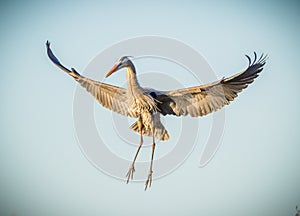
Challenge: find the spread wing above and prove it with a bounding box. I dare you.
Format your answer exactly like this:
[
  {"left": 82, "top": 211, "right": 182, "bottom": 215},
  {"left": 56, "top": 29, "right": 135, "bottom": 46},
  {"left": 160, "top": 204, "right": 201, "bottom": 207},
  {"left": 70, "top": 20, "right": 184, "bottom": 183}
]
[
  {"left": 156, "top": 52, "right": 267, "bottom": 117},
  {"left": 46, "top": 41, "right": 134, "bottom": 117}
]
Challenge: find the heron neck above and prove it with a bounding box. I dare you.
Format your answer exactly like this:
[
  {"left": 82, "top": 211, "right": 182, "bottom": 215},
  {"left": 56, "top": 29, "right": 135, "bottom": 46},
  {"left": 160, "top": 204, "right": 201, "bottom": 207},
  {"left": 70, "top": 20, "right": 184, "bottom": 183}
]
[{"left": 126, "top": 65, "right": 142, "bottom": 96}]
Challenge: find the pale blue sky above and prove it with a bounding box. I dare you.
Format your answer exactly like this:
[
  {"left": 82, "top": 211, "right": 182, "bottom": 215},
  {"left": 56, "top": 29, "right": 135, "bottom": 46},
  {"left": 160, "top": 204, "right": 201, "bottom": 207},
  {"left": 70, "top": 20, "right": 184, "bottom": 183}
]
[{"left": 0, "top": 0, "right": 300, "bottom": 216}]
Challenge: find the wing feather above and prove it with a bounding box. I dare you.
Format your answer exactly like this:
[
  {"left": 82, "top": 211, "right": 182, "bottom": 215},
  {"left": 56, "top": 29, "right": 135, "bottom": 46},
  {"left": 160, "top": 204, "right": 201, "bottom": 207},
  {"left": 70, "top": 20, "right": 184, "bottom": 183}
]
[
  {"left": 46, "top": 41, "right": 133, "bottom": 117},
  {"left": 156, "top": 52, "right": 267, "bottom": 117}
]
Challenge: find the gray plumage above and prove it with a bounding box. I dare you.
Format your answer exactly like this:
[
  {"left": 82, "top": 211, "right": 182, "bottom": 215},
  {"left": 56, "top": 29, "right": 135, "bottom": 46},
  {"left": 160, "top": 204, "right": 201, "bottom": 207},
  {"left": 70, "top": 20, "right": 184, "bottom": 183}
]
[{"left": 46, "top": 41, "right": 267, "bottom": 189}]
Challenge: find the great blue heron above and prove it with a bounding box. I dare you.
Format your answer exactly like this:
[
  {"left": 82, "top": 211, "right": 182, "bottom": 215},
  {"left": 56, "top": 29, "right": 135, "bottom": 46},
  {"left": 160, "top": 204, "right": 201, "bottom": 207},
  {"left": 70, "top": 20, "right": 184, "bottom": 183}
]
[{"left": 46, "top": 41, "right": 267, "bottom": 190}]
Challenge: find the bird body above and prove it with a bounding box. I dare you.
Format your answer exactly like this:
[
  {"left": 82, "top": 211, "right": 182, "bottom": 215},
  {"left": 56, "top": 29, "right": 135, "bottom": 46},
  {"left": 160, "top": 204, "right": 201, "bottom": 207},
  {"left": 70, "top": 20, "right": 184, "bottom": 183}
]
[
  {"left": 119, "top": 63, "right": 169, "bottom": 141},
  {"left": 46, "top": 41, "right": 267, "bottom": 190}
]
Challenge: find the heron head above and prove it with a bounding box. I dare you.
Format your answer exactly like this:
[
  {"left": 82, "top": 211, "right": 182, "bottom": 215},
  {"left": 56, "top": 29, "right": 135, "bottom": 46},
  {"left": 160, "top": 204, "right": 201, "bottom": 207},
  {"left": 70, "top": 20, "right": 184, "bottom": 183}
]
[{"left": 106, "top": 56, "right": 133, "bottom": 78}]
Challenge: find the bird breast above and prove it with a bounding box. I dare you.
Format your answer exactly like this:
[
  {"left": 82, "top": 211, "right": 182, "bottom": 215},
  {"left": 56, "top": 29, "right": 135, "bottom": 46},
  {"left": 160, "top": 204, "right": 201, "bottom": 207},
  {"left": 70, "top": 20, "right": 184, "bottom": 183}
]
[{"left": 129, "top": 93, "right": 158, "bottom": 115}]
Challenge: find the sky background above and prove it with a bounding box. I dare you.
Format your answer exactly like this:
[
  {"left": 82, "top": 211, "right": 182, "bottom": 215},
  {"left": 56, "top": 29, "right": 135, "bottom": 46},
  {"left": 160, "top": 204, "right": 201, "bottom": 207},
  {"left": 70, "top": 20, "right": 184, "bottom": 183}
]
[{"left": 1, "top": 0, "right": 300, "bottom": 215}]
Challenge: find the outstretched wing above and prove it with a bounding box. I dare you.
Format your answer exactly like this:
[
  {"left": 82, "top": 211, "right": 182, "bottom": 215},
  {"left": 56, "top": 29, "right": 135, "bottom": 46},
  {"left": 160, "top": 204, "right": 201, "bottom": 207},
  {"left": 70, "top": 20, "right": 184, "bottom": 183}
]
[
  {"left": 46, "top": 41, "right": 134, "bottom": 117},
  {"left": 156, "top": 52, "right": 267, "bottom": 117}
]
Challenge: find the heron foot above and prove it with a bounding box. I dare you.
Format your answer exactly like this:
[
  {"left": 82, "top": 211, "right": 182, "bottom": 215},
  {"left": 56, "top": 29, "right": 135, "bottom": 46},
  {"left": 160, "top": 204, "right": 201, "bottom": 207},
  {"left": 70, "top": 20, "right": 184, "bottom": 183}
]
[
  {"left": 144, "top": 171, "right": 153, "bottom": 190},
  {"left": 126, "top": 164, "right": 135, "bottom": 183}
]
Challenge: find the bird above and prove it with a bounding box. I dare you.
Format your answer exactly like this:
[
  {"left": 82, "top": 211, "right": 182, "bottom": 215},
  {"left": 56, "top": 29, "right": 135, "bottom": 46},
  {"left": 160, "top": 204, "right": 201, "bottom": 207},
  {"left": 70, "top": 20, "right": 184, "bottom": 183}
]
[{"left": 46, "top": 41, "right": 267, "bottom": 190}]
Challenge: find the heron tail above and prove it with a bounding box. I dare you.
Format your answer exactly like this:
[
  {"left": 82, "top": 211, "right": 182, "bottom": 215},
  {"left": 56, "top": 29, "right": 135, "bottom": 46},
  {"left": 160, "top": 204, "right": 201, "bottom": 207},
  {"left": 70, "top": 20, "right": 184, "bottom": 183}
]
[{"left": 130, "top": 121, "right": 170, "bottom": 141}]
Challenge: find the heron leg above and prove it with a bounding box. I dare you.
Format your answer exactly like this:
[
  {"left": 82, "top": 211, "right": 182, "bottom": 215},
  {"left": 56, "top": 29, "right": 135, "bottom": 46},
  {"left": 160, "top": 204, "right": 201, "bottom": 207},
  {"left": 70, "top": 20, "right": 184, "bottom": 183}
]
[
  {"left": 145, "top": 129, "right": 155, "bottom": 190},
  {"left": 126, "top": 120, "right": 143, "bottom": 183}
]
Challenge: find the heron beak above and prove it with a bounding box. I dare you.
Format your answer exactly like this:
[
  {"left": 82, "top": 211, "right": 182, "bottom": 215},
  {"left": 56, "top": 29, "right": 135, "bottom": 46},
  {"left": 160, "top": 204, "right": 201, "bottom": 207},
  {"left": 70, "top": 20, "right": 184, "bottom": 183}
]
[{"left": 106, "top": 63, "right": 120, "bottom": 78}]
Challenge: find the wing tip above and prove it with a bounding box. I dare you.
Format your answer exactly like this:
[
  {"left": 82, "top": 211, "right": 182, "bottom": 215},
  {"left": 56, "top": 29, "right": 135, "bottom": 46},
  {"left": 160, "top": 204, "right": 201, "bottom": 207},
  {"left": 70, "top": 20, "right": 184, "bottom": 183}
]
[
  {"left": 46, "top": 40, "right": 61, "bottom": 66},
  {"left": 46, "top": 40, "right": 78, "bottom": 78},
  {"left": 245, "top": 52, "right": 268, "bottom": 68}
]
